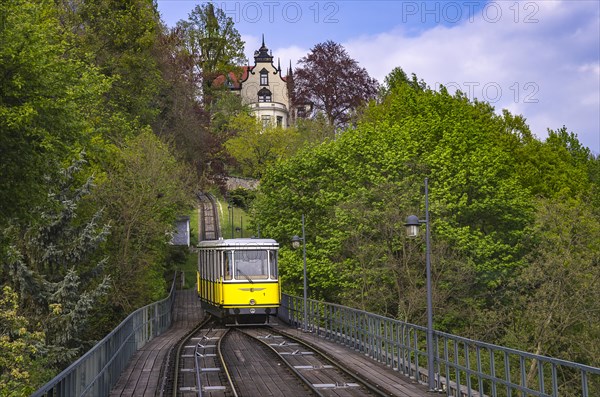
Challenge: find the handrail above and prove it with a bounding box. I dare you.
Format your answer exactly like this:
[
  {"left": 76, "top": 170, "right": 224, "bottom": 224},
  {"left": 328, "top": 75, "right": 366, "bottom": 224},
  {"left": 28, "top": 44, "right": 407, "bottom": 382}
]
[
  {"left": 278, "top": 293, "right": 600, "bottom": 397},
  {"left": 32, "top": 273, "right": 179, "bottom": 397}
]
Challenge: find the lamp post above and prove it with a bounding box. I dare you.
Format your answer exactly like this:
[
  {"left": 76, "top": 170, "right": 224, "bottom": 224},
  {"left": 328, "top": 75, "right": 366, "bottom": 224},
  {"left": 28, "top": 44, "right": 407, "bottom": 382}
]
[
  {"left": 291, "top": 214, "right": 308, "bottom": 332},
  {"left": 228, "top": 203, "right": 234, "bottom": 238},
  {"left": 405, "top": 177, "right": 436, "bottom": 392}
]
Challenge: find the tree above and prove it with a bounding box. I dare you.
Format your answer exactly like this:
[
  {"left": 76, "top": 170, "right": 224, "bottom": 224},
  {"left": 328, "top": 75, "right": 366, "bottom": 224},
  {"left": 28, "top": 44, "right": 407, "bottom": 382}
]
[
  {"left": 1, "top": 157, "right": 111, "bottom": 371},
  {"left": 293, "top": 41, "right": 379, "bottom": 128},
  {"left": 95, "top": 131, "right": 193, "bottom": 314},
  {"left": 0, "top": 0, "right": 109, "bottom": 227},
  {"left": 225, "top": 114, "right": 301, "bottom": 178},
  {"left": 176, "top": 3, "right": 245, "bottom": 104},
  {"left": 253, "top": 74, "right": 534, "bottom": 331},
  {"left": 502, "top": 197, "right": 600, "bottom": 392},
  {"left": 0, "top": 286, "right": 50, "bottom": 396},
  {"left": 380, "top": 66, "right": 427, "bottom": 97},
  {"left": 152, "top": 23, "right": 217, "bottom": 182},
  {"left": 295, "top": 112, "right": 336, "bottom": 145},
  {"left": 55, "top": 0, "right": 163, "bottom": 126}
]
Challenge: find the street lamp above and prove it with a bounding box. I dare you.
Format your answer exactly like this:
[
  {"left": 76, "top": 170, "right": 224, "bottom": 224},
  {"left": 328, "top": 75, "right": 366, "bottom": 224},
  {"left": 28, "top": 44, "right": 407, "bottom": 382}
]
[
  {"left": 228, "top": 203, "right": 234, "bottom": 238},
  {"left": 291, "top": 214, "right": 308, "bottom": 332},
  {"left": 405, "top": 177, "right": 436, "bottom": 392}
]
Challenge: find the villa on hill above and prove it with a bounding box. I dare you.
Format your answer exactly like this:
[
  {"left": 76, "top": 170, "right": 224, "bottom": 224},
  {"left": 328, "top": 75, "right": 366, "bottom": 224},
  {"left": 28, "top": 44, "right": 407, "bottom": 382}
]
[{"left": 214, "top": 36, "right": 311, "bottom": 128}]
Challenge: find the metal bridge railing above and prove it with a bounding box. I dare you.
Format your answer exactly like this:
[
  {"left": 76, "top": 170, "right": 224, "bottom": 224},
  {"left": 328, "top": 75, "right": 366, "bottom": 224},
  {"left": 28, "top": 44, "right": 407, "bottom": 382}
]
[
  {"left": 32, "top": 274, "right": 178, "bottom": 397},
  {"left": 279, "top": 294, "right": 600, "bottom": 397}
]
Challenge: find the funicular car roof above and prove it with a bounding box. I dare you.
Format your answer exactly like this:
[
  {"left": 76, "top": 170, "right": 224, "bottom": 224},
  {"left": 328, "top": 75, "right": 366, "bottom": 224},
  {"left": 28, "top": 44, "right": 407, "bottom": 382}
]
[{"left": 197, "top": 237, "right": 279, "bottom": 249}]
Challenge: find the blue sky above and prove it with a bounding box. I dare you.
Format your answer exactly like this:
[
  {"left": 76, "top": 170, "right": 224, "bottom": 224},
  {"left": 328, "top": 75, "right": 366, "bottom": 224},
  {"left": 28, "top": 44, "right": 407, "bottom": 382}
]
[{"left": 157, "top": 1, "right": 600, "bottom": 154}]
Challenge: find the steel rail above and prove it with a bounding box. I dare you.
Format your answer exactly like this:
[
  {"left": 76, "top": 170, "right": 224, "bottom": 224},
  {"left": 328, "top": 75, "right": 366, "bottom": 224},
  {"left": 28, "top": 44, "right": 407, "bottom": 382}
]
[
  {"left": 196, "top": 192, "right": 220, "bottom": 241},
  {"left": 233, "top": 328, "right": 324, "bottom": 397},
  {"left": 275, "top": 328, "right": 393, "bottom": 397},
  {"left": 169, "top": 317, "right": 212, "bottom": 397},
  {"left": 216, "top": 327, "right": 239, "bottom": 397}
]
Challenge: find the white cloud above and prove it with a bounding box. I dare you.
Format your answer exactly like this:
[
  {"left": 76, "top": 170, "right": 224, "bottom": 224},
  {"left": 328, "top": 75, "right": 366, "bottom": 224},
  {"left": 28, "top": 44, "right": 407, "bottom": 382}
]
[{"left": 342, "top": 1, "right": 599, "bottom": 154}]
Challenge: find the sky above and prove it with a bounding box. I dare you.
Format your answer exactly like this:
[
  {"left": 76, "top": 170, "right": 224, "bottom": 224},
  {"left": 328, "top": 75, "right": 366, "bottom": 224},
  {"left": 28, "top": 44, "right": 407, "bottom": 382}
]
[{"left": 157, "top": 0, "right": 600, "bottom": 155}]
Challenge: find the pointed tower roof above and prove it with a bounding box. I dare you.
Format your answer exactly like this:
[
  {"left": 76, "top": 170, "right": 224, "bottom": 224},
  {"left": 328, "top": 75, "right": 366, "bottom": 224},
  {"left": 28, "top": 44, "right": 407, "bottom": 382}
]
[{"left": 254, "top": 34, "right": 274, "bottom": 63}]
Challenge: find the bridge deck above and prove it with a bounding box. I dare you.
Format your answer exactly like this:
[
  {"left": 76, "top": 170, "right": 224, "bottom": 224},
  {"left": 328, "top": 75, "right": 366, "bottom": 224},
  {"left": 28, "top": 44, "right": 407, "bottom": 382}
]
[
  {"left": 109, "top": 289, "right": 203, "bottom": 397},
  {"left": 280, "top": 326, "right": 431, "bottom": 396},
  {"left": 109, "top": 291, "right": 429, "bottom": 396}
]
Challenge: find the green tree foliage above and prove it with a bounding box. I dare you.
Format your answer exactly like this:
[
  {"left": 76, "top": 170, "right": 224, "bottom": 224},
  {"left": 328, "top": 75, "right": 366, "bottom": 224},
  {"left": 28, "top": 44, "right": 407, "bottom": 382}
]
[
  {"left": 295, "top": 112, "right": 336, "bottom": 145},
  {"left": 56, "top": 0, "right": 162, "bottom": 126},
  {"left": 513, "top": 126, "right": 594, "bottom": 199},
  {"left": 0, "top": 0, "right": 109, "bottom": 226},
  {"left": 176, "top": 3, "right": 245, "bottom": 104},
  {"left": 95, "top": 131, "right": 193, "bottom": 314},
  {"left": 1, "top": 158, "right": 111, "bottom": 372},
  {"left": 0, "top": 286, "right": 50, "bottom": 397},
  {"left": 0, "top": 0, "right": 204, "bottom": 391},
  {"left": 503, "top": 197, "right": 600, "bottom": 369},
  {"left": 225, "top": 114, "right": 301, "bottom": 178},
  {"left": 155, "top": 6, "right": 247, "bottom": 183},
  {"left": 380, "top": 66, "right": 427, "bottom": 96},
  {"left": 257, "top": 78, "right": 533, "bottom": 304},
  {"left": 228, "top": 188, "right": 256, "bottom": 212},
  {"left": 255, "top": 67, "right": 599, "bottom": 368}
]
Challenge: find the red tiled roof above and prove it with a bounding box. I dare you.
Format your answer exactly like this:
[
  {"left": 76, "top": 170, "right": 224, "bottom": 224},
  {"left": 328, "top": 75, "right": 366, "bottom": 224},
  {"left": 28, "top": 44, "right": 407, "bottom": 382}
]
[{"left": 213, "top": 66, "right": 252, "bottom": 89}]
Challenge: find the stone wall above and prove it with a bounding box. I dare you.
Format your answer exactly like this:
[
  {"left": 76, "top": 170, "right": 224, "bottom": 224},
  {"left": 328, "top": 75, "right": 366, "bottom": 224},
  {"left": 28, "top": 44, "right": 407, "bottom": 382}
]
[{"left": 226, "top": 176, "right": 259, "bottom": 191}]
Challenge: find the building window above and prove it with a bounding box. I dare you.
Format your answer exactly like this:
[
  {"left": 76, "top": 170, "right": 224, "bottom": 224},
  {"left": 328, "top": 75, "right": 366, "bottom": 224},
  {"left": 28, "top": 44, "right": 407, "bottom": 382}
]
[
  {"left": 276, "top": 116, "right": 283, "bottom": 127},
  {"left": 261, "top": 115, "right": 271, "bottom": 128},
  {"left": 258, "top": 87, "right": 272, "bottom": 102},
  {"left": 259, "top": 68, "right": 269, "bottom": 85}
]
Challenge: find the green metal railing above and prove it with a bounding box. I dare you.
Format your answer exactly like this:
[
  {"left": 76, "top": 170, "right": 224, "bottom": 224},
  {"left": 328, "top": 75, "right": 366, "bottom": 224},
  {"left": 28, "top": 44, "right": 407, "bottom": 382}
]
[
  {"left": 31, "top": 274, "right": 178, "bottom": 397},
  {"left": 279, "top": 294, "right": 600, "bottom": 397}
]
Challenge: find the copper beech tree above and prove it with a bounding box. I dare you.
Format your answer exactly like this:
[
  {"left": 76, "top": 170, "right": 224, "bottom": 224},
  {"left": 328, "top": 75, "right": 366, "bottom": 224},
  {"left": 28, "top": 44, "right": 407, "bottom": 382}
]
[{"left": 293, "top": 40, "right": 379, "bottom": 129}]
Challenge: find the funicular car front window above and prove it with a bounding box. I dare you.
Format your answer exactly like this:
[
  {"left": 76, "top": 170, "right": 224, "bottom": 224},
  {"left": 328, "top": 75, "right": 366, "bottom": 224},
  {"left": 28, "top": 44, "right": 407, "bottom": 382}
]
[{"left": 234, "top": 250, "right": 269, "bottom": 280}]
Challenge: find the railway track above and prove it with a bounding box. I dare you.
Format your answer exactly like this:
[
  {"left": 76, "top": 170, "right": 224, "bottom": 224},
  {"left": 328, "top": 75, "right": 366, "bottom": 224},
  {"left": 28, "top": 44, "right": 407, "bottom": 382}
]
[
  {"left": 237, "top": 327, "right": 394, "bottom": 397},
  {"left": 197, "top": 192, "right": 220, "bottom": 241},
  {"left": 167, "top": 317, "right": 237, "bottom": 397},
  {"left": 165, "top": 317, "right": 396, "bottom": 396}
]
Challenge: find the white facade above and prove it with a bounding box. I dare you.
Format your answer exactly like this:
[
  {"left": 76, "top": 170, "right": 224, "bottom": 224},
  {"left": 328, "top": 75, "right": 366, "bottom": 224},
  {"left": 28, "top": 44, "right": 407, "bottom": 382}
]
[{"left": 238, "top": 38, "right": 290, "bottom": 128}]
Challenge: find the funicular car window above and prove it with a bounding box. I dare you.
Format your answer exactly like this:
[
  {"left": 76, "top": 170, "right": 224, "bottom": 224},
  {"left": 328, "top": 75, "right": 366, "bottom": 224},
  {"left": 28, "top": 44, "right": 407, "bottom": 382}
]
[
  {"left": 210, "top": 250, "right": 216, "bottom": 281},
  {"left": 269, "top": 250, "right": 277, "bottom": 278},
  {"left": 224, "top": 251, "right": 233, "bottom": 280},
  {"left": 234, "top": 250, "right": 269, "bottom": 280}
]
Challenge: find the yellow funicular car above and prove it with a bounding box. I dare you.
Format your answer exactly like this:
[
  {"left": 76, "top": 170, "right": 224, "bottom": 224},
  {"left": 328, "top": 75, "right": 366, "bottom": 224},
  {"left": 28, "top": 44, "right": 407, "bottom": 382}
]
[{"left": 197, "top": 238, "right": 280, "bottom": 324}]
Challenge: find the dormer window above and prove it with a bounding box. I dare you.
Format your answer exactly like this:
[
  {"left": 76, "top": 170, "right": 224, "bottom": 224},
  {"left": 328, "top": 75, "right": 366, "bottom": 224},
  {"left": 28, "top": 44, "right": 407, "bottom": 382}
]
[
  {"left": 258, "top": 87, "right": 272, "bottom": 102},
  {"left": 260, "top": 69, "right": 269, "bottom": 86}
]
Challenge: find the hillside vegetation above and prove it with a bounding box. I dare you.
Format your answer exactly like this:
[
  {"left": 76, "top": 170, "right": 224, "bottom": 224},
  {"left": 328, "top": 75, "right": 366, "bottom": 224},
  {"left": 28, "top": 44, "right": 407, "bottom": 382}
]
[
  {"left": 254, "top": 73, "right": 600, "bottom": 370},
  {"left": 1, "top": 1, "right": 598, "bottom": 394}
]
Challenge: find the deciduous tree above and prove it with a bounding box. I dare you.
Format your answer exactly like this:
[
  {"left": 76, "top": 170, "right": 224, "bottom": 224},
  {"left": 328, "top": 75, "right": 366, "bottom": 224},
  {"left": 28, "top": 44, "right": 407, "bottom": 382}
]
[
  {"left": 502, "top": 197, "right": 600, "bottom": 391},
  {"left": 176, "top": 3, "right": 245, "bottom": 104},
  {"left": 96, "top": 131, "right": 193, "bottom": 314},
  {"left": 0, "top": 0, "right": 108, "bottom": 226},
  {"left": 225, "top": 114, "right": 301, "bottom": 178},
  {"left": 293, "top": 40, "right": 379, "bottom": 129}
]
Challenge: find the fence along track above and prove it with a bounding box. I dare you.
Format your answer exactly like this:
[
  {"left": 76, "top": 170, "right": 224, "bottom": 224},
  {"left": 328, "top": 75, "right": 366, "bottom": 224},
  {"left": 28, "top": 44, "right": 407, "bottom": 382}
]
[{"left": 197, "top": 192, "right": 220, "bottom": 241}]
